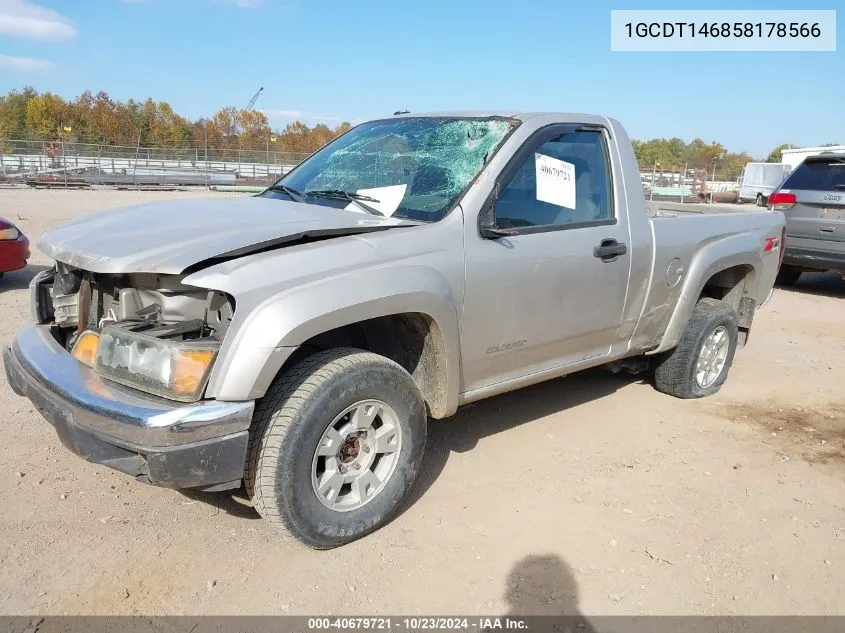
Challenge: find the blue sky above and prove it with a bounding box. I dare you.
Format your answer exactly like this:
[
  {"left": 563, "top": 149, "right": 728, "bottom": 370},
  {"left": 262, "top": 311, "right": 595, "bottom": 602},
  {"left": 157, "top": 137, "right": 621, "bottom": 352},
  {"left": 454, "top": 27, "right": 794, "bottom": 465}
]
[{"left": 0, "top": 0, "right": 841, "bottom": 157}]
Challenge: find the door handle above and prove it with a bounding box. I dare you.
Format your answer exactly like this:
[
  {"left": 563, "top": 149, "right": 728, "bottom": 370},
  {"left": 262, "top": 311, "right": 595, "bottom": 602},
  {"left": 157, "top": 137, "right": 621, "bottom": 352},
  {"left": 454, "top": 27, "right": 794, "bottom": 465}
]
[{"left": 593, "top": 238, "right": 627, "bottom": 262}]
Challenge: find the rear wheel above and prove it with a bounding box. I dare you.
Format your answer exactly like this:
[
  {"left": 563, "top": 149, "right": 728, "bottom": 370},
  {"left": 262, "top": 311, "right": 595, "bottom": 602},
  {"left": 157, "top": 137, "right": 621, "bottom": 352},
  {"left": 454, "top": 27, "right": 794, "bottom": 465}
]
[
  {"left": 775, "top": 265, "right": 802, "bottom": 286},
  {"left": 755, "top": 193, "right": 766, "bottom": 207},
  {"left": 245, "top": 348, "right": 427, "bottom": 549},
  {"left": 653, "top": 298, "right": 739, "bottom": 399}
]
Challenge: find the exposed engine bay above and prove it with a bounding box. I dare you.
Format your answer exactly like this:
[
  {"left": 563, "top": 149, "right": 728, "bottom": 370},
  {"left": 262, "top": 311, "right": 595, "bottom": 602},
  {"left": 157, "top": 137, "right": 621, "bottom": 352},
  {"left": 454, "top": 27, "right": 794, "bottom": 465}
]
[
  {"left": 30, "top": 262, "right": 234, "bottom": 401},
  {"left": 34, "top": 263, "right": 232, "bottom": 344}
]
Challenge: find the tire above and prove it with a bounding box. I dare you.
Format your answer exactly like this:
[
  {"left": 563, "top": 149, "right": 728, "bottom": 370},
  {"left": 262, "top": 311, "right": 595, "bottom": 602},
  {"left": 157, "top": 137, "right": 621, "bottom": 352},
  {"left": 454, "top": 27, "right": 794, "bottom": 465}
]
[
  {"left": 245, "top": 348, "right": 427, "bottom": 549},
  {"left": 653, "top": 298, "right": 739, "bottom": 399},
  {"left": 775, "top": 265, "right": 802, "bottom": 286},
  {"left": 755, "top": 193, "right": 766, "bottom": 207}
]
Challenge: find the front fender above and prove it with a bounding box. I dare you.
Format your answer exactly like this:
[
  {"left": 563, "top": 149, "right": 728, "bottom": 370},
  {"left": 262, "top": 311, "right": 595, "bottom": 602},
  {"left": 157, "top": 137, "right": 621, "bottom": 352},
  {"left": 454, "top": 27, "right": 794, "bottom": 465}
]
[
  {"left": 650, "top": 234, "right": 762, "bottom": 355},
  {"left": 203, "top": 265, "right": 462, "bottom": 410}
]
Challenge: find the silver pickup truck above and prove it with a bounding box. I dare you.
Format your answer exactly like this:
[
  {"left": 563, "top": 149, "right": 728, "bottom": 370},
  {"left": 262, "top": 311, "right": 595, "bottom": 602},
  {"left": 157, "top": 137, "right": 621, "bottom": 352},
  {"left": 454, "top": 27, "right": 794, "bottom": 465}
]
[{"left": 4, "top": 112, "right": 785, "bottom": 548}]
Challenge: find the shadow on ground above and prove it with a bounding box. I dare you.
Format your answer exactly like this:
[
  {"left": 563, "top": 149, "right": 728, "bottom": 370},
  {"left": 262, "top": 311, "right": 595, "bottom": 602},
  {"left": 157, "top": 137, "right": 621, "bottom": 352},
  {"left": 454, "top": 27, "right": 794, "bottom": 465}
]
[
  {"left": 778, "top": 271, "right": 845, "bottom": 299},
  {"left": 178, "top": 486, "right": 260, "bottom": 520},
  {"left": 181, "top": 368, "right": 639, "bottom": 523},
  {"left": 406, "top": 369, "right": 638, "bottom": 510},
  {"left": 0, "top": 264, "right": 50, "bottom": 293},
  {"left": 504, "top": 554, "right": 596, "bottom": 630}
]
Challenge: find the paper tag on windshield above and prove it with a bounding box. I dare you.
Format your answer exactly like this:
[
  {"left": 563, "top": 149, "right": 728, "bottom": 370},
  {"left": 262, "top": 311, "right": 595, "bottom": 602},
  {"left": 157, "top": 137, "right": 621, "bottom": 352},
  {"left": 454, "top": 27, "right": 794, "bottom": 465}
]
[
  {"left": 344, "top": 184, "right": 407, "bottom": 216},
  {"left": 535, "top": 153, "right": 575, "bottom": 209}
]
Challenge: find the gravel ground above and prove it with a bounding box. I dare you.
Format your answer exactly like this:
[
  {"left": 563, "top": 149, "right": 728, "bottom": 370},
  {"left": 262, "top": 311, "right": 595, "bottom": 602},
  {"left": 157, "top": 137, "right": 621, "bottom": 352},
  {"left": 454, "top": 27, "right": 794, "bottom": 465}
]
[{"left": 0, "top": 187, "right": 843, "bottom": 616}]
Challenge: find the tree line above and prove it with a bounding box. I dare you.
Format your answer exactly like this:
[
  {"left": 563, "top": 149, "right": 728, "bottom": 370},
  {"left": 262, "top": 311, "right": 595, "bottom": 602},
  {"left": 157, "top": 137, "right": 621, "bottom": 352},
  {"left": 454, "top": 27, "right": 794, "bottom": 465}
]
[
  {"left": 632, "top": 137, "right": 754, "bottom": 178},
  {"left": 636, "top": 139, "right": 840, "bottom": 174},
  {"left": 0, "top": 87, "right": 352, "bottom": 156},
  {"left": 0, "top": 88, "right": 834, "bottom": 171}
]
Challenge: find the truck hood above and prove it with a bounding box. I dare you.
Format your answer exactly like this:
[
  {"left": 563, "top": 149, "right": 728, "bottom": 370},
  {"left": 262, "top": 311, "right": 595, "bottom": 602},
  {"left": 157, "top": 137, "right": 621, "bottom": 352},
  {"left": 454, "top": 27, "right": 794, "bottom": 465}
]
[{"left": 38, "top": 196, "right": 416, "bottom": 275}]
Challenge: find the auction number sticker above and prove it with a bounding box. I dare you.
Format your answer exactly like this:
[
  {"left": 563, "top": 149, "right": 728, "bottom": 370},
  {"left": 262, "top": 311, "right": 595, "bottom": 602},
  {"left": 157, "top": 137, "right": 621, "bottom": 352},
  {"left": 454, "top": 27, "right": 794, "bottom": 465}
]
[
  {"left": 535, "top": 153, "right": 576, "bottom": 210},
  {"left": 610, "top": 10, "right": 836, "bottom": 51}
]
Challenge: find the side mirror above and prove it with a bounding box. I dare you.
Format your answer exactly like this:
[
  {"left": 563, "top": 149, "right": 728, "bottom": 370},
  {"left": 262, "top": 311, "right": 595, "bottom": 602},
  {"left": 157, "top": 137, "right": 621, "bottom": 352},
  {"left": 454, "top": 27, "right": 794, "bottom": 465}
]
[
  {"left": 478, "top": 184, "right": 516, "bottom": 239},
  {"left": 478, "top": 196, "right": 499, "bottom": 239}
]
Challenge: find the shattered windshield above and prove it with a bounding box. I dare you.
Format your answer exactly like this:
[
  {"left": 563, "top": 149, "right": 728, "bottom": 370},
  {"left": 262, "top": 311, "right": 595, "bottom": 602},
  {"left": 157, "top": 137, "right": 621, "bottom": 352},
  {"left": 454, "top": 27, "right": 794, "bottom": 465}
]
[{"left": 262, "top": 117, "right": 518, "bottom": 222}]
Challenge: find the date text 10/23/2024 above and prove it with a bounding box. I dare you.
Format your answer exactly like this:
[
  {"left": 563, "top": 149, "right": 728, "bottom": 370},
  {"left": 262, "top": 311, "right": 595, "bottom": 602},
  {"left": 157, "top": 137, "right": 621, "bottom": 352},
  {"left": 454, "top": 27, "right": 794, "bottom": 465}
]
[
  {"left": 610, "top": 9, "right": 836, "bottom": 52},
  {"left": 306, "top": 617, "right": 530, "bottom": 630}
]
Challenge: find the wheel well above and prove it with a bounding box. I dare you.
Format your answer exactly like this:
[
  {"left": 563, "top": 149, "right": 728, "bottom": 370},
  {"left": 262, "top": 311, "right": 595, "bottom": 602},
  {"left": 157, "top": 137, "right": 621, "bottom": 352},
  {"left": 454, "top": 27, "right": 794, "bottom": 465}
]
[
  {"left": 699, "top": 264, "right": 755, "bottom": 344},
  {"left": 279, "top": 313, "right": 449, "bottom": 418}
]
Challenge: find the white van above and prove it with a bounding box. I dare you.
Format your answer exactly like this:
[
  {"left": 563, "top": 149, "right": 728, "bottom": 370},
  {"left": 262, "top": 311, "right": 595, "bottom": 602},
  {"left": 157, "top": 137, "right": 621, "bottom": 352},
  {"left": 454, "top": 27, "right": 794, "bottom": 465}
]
[{"left": 738, "top": 163, "right": 792, "bottom": 206}]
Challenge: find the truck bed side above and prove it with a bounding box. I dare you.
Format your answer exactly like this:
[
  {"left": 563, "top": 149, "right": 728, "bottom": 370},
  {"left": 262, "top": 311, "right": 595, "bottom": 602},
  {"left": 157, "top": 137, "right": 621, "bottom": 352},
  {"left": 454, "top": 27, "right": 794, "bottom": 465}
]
[{"left": 628, "top": 207, "right": 784, "bottom": 355}]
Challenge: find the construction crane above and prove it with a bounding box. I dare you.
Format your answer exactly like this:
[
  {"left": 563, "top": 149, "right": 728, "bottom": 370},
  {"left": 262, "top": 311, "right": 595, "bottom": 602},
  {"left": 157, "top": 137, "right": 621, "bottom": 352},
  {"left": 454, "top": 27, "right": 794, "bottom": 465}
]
[{"left": 246, "top": 86, "right": 264, "bottom": 110}]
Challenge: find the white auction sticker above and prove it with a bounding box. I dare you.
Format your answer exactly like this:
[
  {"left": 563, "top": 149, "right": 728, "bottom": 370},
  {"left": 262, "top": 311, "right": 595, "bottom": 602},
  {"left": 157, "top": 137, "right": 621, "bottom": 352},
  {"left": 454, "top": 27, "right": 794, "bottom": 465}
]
[
  {"left": 535, "top": 153, "right": 576, "bottom": 209},
  {"left": 344, "top": 184, "right": 407, "bottom": 216}
]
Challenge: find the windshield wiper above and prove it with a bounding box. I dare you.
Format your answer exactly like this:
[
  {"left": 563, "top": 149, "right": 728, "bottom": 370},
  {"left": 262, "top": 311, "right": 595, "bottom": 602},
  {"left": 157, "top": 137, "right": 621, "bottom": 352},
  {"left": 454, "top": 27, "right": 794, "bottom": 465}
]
[
  {"left": 306, "top": 189, "right": 384, "bottom": 216},
  {"left": 266, "top": 183, "right": 304, "bottom": 202}
]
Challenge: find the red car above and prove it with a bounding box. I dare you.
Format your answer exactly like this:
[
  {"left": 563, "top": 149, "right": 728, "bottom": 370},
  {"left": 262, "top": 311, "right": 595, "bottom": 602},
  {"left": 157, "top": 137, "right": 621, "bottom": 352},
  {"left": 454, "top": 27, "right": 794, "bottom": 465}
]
[{"left": 0, "top": 218, "right": 30, "bottom": 277}]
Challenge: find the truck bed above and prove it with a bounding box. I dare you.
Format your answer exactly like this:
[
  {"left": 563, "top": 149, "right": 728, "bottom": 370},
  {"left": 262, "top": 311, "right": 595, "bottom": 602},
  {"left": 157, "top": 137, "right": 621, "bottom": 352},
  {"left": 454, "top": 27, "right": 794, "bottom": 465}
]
[{"left": 628, "top": 203, "right": 784, "bottom": 355}]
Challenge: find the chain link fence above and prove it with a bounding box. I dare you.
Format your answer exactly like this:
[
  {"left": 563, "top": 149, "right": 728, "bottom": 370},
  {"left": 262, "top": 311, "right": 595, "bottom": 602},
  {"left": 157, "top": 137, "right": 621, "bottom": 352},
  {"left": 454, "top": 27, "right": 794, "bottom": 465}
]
[
  {"left": 0, "top": 138, "right": 312, "bottom": 186},
  {"left": 2, "top": 136, "right": 750, "bottom": 201}
]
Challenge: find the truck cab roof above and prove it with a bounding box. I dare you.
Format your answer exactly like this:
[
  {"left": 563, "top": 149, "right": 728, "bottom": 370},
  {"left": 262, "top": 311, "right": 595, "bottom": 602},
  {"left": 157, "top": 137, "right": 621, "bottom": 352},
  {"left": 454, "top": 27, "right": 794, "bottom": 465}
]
[{"left": 387, "top": 110, "right": 613, "bottom": 123}]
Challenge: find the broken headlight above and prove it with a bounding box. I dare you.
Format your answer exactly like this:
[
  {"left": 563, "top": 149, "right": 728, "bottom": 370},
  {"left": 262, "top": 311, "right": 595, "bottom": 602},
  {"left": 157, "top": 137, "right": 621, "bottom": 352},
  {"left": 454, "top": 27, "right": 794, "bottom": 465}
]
[{"left": 93, "top": 323, "right": 219, "bottom": 402}]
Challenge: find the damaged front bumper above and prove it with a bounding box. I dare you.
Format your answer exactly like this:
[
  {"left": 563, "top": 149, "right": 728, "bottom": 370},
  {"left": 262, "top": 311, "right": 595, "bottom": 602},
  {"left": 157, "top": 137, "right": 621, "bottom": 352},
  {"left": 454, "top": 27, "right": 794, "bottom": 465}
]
[{"left": 3, "top": 325, "right": 254, "bottom": 490}]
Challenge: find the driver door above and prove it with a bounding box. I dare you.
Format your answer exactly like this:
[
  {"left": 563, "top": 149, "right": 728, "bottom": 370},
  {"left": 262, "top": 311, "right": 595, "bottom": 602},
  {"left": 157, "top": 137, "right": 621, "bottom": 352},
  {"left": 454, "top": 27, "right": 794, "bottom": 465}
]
[{"left": 460, "top": 125, "right": 631, "bottom": 394}]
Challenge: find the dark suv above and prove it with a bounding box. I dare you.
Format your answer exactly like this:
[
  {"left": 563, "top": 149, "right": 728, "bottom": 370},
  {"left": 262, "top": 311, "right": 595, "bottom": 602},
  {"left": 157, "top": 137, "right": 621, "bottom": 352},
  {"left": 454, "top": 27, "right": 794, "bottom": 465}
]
[{"left": 770, "top": 153, "right": 845, "bottom": 285}]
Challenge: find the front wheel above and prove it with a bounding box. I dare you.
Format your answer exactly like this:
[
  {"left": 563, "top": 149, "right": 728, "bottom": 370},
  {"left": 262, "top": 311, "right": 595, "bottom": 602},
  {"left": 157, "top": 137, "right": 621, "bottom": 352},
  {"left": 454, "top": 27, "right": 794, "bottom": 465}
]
[
  {"left": 245, "top": 348, "right": 427, "bottom": 549},
  {"left": 652, "top": 298, "right": 739, "bottom": 399}
]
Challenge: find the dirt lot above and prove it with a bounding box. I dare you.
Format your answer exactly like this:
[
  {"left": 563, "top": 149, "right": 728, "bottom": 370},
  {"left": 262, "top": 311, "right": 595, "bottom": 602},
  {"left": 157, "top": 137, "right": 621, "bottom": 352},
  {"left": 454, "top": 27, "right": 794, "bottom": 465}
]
[{"left": 1, "top": 188, "right": 844, "bottom": 617}]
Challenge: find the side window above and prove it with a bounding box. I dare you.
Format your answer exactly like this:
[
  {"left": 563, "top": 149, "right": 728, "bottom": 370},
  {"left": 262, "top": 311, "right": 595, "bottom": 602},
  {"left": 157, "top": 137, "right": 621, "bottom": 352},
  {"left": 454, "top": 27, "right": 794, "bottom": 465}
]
[{"left": 495, "top": 130, "right": 613, "bottom": 229}]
